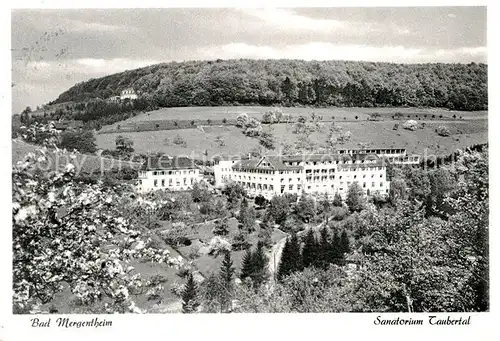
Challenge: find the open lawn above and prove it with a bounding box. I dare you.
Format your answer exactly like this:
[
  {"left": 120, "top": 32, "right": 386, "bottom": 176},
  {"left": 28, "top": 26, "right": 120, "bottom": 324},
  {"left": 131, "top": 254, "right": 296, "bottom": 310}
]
[
  {"left": 96, "top": 118, "right": 488, "bottom": 158},
  {"left": 106, "top": 106, "right": 487, "bottom": 123}
]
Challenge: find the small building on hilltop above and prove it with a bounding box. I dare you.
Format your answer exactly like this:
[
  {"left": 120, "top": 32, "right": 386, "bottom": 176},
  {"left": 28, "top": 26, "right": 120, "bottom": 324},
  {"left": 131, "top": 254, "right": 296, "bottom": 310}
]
[
  {"left": 107, "top": 95, "right": 121, "bottom": 103},
  {"left": 136, "top": 156, "right": 202, "bottom": 192},
  {"left": 120, "top": 88, "right": 138, "bottom": 100}
]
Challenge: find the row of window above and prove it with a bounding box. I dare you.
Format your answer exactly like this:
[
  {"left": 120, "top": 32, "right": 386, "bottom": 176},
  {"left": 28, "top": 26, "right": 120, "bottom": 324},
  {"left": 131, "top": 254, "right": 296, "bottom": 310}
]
[
  {"left": 224, "top": 172, "right": 384, "bottom": 183},
  {"left": 148, "top": 170, "right": 197, "bottom": 176},
  {"left": 153, "top": 177, "right": 194, "bottom": 187}
]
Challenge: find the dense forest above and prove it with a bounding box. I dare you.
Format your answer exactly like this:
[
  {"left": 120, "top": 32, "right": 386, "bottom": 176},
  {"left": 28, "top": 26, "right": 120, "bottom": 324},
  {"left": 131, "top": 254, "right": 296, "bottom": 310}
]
[{"left": 53, "top": 59, "right": 488, "bottom": 111}]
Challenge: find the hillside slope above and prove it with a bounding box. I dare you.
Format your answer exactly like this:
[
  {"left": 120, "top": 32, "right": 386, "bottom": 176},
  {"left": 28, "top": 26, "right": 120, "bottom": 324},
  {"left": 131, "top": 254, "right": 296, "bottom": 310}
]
[{"left": 53, "top": 59, "right": 487, "bottom": 111}]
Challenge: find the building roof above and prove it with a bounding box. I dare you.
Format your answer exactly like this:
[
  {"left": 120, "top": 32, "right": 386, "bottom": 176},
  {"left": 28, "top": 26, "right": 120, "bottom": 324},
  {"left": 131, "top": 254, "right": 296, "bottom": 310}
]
[
  {"left": 121, "top": 87, "right": 136, "bottom": 93},
  {"left": 141, "top": 156, "right": 198, "bottom": 171},
  {"left": 232, "top": 153, "right": 383, "bottom": 171}
]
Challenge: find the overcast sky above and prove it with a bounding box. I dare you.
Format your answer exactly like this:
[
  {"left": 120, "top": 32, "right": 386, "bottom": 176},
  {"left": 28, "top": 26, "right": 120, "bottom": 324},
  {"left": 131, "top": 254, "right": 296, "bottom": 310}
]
[{"left": 11, "top": 7, "right": 487, "bottom": 113}]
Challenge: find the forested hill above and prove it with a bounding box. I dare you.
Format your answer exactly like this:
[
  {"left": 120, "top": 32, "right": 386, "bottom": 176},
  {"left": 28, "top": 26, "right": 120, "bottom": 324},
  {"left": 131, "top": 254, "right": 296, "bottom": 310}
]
[{"left": 53, "top": 59, "right": 488, "bottom": 111}]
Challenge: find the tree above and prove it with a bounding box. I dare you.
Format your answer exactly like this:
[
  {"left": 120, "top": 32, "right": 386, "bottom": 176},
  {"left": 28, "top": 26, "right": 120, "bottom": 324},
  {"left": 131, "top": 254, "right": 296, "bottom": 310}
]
[
  {"left": 191, "top": 181, "right": 211, "bottom": 203},
  {"left": 268, "top": 195, "right": 290, "bottom": 226},
  {"left": 236, "top": 113, "right": 249, "bottom": 128},
  {"left": 213, "top": 218, "right": 229, "bottom": 236},
  {"left": 222, "top": 182, "right": 246, "bottom": 210},
  {"left": 317, "top": 227, "right": 332, "bottom": 268},
  {"left": 12, "top": 149, "right": 175, "bottom": 314},
  {"left": 346, "top": 182, "right": 365, "bottom": 212},
  {"left": 254, "top": 194, "right": 267, "bottom": 208},
  {"left": 302, "top": 229, "right": 319, "bottom": 268},
  {"left": 295, "top": 192, "right": 316, "bottom": 223},
  {"left": 332, "top": 192, "right": 343, "bottom": 207},
  {"left": 60, "top": 130, "right": 97, "bottom": 154},
  {"left": 182, "top": 273, "right": 200, "bottom": 313},
  {"left": 215, "top": 135, "right": 225, "bottom": 147},
  {"left": 250, "top": 241, "right": 269, "bottom": 289},
  {"left": 277, "top": 234, "right": 302, "bottom": 281},
  {"left": 219, "top": 251, "right": 235, "bottom": 312},
  {"left": 115, "top": 135, "right": 134, "bottom": 153},
  {"left": 259, "top": 128, "right": 276, "bottom": 150},
  {"left": 239, "top": 204, "right": 256, "bottom": 232},
  {"left": 339, "top": 230, "right": 350, "bottom": 255},
  {"left": 436, "top": 125, "right": 451, "bottom": 137},
  {"left": 330, "top": 229, "right": 342, "bottom": 265},
  {"left": 202, "top": 273, "right": 226, "bottom": 313},
  {"left": 240, "top": 248, "right": 254, "bottom": 282},
  {"left": 244, "top": 118, "right": 263, "bottom": 137}
]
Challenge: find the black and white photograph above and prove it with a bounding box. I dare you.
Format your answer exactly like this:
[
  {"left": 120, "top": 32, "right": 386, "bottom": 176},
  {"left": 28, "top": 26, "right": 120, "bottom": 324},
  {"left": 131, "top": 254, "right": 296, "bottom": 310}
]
[{"left": 8, "top": 4, "right": 490, "bottom": 324}]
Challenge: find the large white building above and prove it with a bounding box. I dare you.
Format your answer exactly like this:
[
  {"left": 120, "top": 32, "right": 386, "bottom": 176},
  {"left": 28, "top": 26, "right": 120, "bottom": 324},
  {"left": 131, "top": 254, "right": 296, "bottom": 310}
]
[
  {"left": 136, "top": 156, "right": 202, "bottom": 192},
  {"left": 213, "top": 148, "right": 419, "bottom": 200}
]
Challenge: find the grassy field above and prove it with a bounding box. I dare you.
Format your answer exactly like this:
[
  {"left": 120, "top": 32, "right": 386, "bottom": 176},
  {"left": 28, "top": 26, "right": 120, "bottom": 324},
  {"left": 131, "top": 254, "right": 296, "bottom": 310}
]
[
  {"left": 109, "top": 106, "right": 488, "bottom": 123},
  {"left": 96, "top": 118, "right": 488, "bottom": 159}
]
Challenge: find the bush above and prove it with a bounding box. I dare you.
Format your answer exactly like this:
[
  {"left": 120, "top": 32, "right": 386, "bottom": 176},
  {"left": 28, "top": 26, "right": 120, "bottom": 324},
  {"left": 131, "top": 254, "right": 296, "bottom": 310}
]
[
  {"left": 402, "top": 120, "right": 419, "bottom": 131},
  {"left": 436, "top": 125, "right": 451, "bottom": 137},
  {"left": 188, "top": 245, "right": 201, "bottom": 260},
  {"left": 208, "top": 236, "right": 232, "bottom": 256},
  {"left": 173, "top": 134, "right": 187, "bottom": 148}
]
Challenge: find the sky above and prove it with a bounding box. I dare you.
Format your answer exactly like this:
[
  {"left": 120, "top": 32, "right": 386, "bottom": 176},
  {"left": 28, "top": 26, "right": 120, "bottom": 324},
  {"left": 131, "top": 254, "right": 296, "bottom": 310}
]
[{"left": 11, "top": 7, "right": 487, "bottom": 114}]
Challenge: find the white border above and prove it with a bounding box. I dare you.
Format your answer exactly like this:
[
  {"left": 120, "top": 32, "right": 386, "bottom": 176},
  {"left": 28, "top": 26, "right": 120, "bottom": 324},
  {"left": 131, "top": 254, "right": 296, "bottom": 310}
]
[{"left": 1, "top": 1, "right": 497, "bottom": 341}]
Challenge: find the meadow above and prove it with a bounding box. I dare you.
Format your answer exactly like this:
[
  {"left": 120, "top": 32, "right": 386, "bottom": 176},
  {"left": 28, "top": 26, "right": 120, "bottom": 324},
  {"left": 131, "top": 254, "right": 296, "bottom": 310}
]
[
  {"left": 101, "top": 105, "right": 487, "bottom": 130},
  {"left": 95, "top": 116, "right": 488, "bottom": 159}
]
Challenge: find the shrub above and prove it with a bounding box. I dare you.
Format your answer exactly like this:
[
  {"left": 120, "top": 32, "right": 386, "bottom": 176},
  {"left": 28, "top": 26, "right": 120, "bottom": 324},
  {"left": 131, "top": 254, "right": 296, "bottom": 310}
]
[
  {"left": 208, "top": 236, "right": 232, "bottom": 256},
  {"left": 436, "top": 125, "right": 451, "bottom": 137},
  {"left": 188, "top": 245, "right": 201, "bottom": 260},
  {"left": 173, "top": 134, "right": 187, "bottom": 148},
  {"left": 402, "top": 120, "right": 419, "bottom": 131},
  {"left": 176, "top": 267, "right": 191, "bottom": 279}
]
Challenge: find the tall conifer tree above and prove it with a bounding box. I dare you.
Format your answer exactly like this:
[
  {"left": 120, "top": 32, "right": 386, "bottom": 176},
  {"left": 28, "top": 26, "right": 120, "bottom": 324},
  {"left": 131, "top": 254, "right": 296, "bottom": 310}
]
[
  {"left": 340, "top": 229, "right": 350, "bottom": 256},
  {"left": 277, "top": 233, "right": 303, "bottom": 281},
  {"left": 240, "top": 248, "right": 254, "bottom": 282},
  {"left": 182, "top": 273, "right": 199, "bottom": 313},
  {"left": 251, "top": 241, "right": 269, "bottom": 288},
  {"left": 302, "top": 229, "right": 318, "bottom": 268},
  {"left": 219, "top": 251, "right": 235, "bottom": 312},
  {"left": 331, "top": 229, "right": 342, "bottom": 265}
]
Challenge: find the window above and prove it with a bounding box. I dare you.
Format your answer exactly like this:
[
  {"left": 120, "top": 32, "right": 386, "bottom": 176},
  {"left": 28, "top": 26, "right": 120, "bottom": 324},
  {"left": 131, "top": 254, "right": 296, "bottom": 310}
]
[
  {"left": 154, "top": 180, "right": 158, "bottom": 187},
  {"left": 372, "top": 182, "right": 375, "bottom": 187},
  {"left": 289, "top": 178, "right": 292, "bottom": 182},
  {"left": 380, "top": 182, "right": 383, "bottom": 187},
  {"left": 153, "top": 171, "right": 157, "bottom": 176},
  {"left": 169, "top": 179, "right": 173, "bottom": 186},
  {"left": 363, "top": 182, "right": 366, "bottom": 188},
  {"left": 289, "top": 185, "right": 293, "bottom": 191},
  {"left": 380, "top": 174, "right": 383, "bottom": 178},
  {"left": 354, "top": 175, "right": 357, "bottom": 179},
  {"left": 161, "top": 179, "right": 165, "bottom": 187}
]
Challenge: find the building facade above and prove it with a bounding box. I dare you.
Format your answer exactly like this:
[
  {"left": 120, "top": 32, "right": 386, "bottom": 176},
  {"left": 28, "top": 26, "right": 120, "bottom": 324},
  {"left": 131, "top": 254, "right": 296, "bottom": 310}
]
[
  {"left": 336, "top": 147, "right": 420, "bottom": 164},
  {"left": 136, "top": 156, "right": 202, "bottom": 192},
  {"left": 214, "top": 152, "right": 391, "bottom": 200},
  {"left": 120, "top": 88, "right": 138, "bottom": 100}
]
